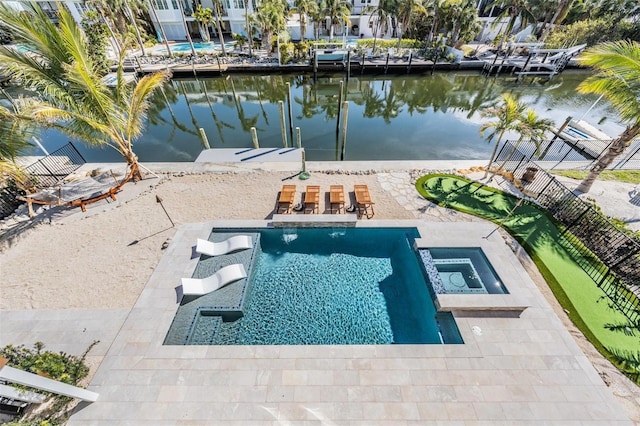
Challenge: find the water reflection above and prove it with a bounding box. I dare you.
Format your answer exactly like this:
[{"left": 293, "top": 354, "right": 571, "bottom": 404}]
[{"left": 6, "top": 71, "right": 624, "bottom": 162}]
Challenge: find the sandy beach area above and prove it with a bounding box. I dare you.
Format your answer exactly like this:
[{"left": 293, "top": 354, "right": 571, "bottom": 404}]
[
  {"left": 1, "top": 166, "right": 639, "bottom": 423},
  {"left": 0, "top": 170, "right": 418, "bottom": 310}
]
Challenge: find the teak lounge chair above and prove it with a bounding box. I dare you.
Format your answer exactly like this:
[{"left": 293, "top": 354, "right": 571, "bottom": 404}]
[
  {"left": 277, "top": 185, "right": 296, "bottom": 214},
  {"left": 181, "top": 264, "right": 247, "bottom": 297},
  {"left": 195, "top": 235, "right": 253, "bottom": 256},
  {"left": 354, "top": 184, "right": 375, "bottom": 218}
]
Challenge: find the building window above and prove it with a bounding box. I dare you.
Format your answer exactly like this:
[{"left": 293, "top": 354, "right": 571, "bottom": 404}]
[
  {"left": 154, "top": 0, "right": 169, "bottom": 10},
  {"left": 170, "top": 0, "right": 178, "bottom": 8},
  {"left": 233, "top": 0, "right": 243, "bottom": 8}
]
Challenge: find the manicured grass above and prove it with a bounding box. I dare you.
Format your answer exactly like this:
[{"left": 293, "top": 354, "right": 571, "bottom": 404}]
[
  {"left": 552, "top": 169, "right": 640, "bottom": 184},
  {"left": 415, "top": 174, "right": 639, "bottom": 366}
]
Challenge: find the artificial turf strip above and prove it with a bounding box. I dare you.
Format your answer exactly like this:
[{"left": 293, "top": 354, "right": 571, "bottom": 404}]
[{"left": 415, "top": 174, "right": 640, "bottom": 357}]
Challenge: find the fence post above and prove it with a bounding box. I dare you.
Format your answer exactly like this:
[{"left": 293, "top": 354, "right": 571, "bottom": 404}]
[
  {"left": 614, "top": 143, "right": 640, "bottom": 169},
  {"left": 68, "top": 142, "right": 87, "bottom": 163},
  {"left": 550, "top": 147, "right": 574, "bottom": 170}
]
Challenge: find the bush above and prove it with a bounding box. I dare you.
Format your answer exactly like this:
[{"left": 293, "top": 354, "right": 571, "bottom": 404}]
[
  {"left": 545, "top": 19, "right": 618, "bottom": 48},
  {"left": 0, "top": 342, "right": 96, "bottom": 425},
  {"left": 355, "top": 38, "right": 425, "bottom": 50},
  {"left": 279, "top": 41, "right": 294, "bottom": 64}
]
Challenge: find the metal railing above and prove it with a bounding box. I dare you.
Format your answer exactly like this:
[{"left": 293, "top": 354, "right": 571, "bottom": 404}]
[
  {"left": 0, "top": 143, "right": 86, "bottom": 220},
  {"left": 493, "top": 141, "right": 640, "bottom": 324},
  {"left": 496, "top": 137, "right": 640, "bottom": 170}
]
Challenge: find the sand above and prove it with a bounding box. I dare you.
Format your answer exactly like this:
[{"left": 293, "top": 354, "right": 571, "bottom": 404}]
[
  {"left": 0, "top": 170, "right": 413, "bottom": 310},
  {"left": 0, "top": 168, "right": 638, "bottom": 423}
]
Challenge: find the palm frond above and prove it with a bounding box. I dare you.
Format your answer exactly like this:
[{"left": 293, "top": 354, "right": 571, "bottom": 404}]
[
  {"left": 577, "top": 41, "right": 640, "bottom": 126},
  {"left": 125, "top": 71, "right": 171, "bottom": 142},
  {"left": 0, "top": 105, "right": 35, "bottom": 160}
]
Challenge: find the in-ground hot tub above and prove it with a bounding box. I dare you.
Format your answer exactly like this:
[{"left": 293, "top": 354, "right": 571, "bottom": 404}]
[{"left": 420, "top": 247, "right": 508, "bottom": 295}]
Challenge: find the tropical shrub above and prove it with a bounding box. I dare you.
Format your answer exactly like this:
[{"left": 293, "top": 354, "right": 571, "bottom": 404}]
[
  {"left": 545, "top": 19, "right": 617, "bottom": 48},
  {"left": 0, "top": 342, "right": 96, "bottom": 425},
  {"left": 355, "top": 38, "right": 425, "bottom": 49},
  {"left": 279, "top": 41, "right": 294, "bottom": 63}
]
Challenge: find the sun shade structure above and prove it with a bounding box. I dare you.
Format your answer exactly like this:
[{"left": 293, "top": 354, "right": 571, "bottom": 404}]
[
  {"left": 195, "top": 235, "right": 253, "bottom": 256},
  {"left": 181, "top": 264, "right": 247, "bottom": 297},
  {"left": 0, "top": 358, "right": 98, "bottom": 402}
]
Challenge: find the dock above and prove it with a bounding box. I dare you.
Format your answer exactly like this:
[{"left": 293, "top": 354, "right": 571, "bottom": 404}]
[
  {"left": 480, "top": 43, "right": 587, "bottom": 80},
  {"left": 195, "top": 148, "right": 303, "bottom": 163}
]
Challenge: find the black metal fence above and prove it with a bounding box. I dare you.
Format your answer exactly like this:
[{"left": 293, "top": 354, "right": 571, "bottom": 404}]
[
  {"left": 0, "top": 143, "right": 86, "bottom": 220},
  {"left": 501, "top": 137, "right": 640, "bottom": 170},
  {"left": 493, "top": 141, "right": 640, "bottom": 324}
]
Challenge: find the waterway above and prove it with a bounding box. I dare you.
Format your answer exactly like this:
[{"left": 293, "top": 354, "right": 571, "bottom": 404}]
[{"left": 6, "top": 70, "right": 625, "bottom": 162}]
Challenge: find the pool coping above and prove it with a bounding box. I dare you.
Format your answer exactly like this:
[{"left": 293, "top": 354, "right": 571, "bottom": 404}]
[{"left": 67, "top": 219, "right": 633, "bottom": 424}]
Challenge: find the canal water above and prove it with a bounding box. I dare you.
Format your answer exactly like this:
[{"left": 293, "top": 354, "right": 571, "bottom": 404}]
[{"left": 10, "top": 70, "right": 625, "bottom": 162}]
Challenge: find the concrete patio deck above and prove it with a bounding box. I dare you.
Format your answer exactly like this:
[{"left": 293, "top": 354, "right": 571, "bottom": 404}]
[
  {"left": 62, "top": 219, "right": 631, "bottom": 425},
  {"left": 1, "top": 160, "right": 637, "bottom": 425}
]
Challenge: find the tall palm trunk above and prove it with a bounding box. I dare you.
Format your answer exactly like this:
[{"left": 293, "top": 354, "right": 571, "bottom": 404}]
[
  {"left": 483, "top": 130, "right": 505, "bottom": 178},
  {"left": 148, "top": 0, "right": 172, "bottom": 55},
  {"left": 212, "top": 2, "right": 227, "bottom": 56},
  {"left": 575, "top": 124, "right": 640, "bottom": 193},
  {"left": 124, "top": 0, "right": 146, "bottom": 55},
  {"left": 244, "top": 0, "right": 253, "bottom": 56},
  {"left": 300, "top": 15, "right": 306, "bottom": 43},
  {"left": 177, "top": 0, "right": 197, "bottom": 56}
]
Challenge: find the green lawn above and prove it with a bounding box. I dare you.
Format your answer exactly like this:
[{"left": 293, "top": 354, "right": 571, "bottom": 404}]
[
  {"left": 552, "top": 169, "right": 640, "bottom": 184},
  {"left": 415, "top": 174, "right": 640, "bottom": 370}
]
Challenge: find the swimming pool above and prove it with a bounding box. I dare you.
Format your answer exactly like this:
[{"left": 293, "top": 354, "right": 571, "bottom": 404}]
[
  {"left": 162, "top": 42, "right": 236, "bottom": 54},
  {"left": 165, "top": 228, "right": 463, "bottom": 345}
]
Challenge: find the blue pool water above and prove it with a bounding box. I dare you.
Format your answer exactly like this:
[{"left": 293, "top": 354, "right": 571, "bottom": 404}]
[
  {"left": 168, "top": 228, "right": 463, "bottom": 345},
  {"left": 425, "top": 247, "right": 508, "bottom": 294},
  {"left": 167, "top": 42, "right": 235, "bottom": 53}
]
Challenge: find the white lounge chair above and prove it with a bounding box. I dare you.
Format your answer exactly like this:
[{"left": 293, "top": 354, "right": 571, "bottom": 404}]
[
  {"left": 195, "top": 235, "right": 253, "bottom": 256},
  {"left": 181, "top": 264, "right": 247, "bottom": 296}
]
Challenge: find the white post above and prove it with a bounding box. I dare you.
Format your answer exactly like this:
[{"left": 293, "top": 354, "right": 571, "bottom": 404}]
[
  {"left": 278, "top": 100, "right": 288, "bottom": 147},
  {"left": 340, "top": 101, "right": 349, "bottom": 160},
  {"left": 250, "top": 127, "right": 259, "bottom": 148},
  {"left": 199, "top": 128, "right": 210, "bottom": 149}
]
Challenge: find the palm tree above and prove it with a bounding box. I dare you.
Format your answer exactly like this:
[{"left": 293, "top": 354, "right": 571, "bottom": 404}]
[
  {"left": 93, "top": 0, "right": 148, "bottom": 55},
  {"left": 192, "top": 5, "right": 214, "bottom": 42},
  {"left": 479, "top": 93, "right": 527, "bottom": 178},
  {"left": 309, "top": 0, "right": 326, "bottom": 39},
  {"left": 323, "top": 0, "right": 351, "bottom": 39},
  {"left": 439, "top": 0, "right": 481, "bottom": 47},
  {"left": 292, "top": 0, "right": 319, "bottom": 42},
  {"left": 0, "top": 3, "right": 169, "bottom": 181},
  {"left": 574, "top": 41, "right": 640, "bottom": 193},
  {"left": 396, "top": 0, "right": 425, "bottom": 43},
  {"left": 254, "top": 0, "right": 288, "bottom": 53},
  {"left": 147, "top": 0, "right": 173, "bottom": 55},
  {"left": 243, "top": 0, "right": 254, "bottom": 56},
  {"left": 0, "top": 104, "right": 39, "bottom": 198},
  {"left": 176, "top": 0, "right": 197, "bottom": 56},
  {"left": 365, "top": 0, "right": 393, "bottom": 52},
  {"left": 495, "top": 108, "right": 553, "bottom": 173},
  {"left": 487, "top": 0, "right": 536, "bottom": 49},
  {"left": 211, "top": 0, "right": 228, "bottom": 56}
]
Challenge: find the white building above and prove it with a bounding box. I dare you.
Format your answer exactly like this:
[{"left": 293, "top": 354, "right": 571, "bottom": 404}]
[{"left": 146, "top": 0, "right": 385, "bottom": 42}]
